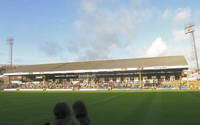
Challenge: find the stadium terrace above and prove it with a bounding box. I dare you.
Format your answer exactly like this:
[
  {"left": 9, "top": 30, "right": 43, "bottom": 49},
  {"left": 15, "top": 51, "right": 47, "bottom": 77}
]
[{"left": 2, "top": 56, "right": 189, "bottom": 89}]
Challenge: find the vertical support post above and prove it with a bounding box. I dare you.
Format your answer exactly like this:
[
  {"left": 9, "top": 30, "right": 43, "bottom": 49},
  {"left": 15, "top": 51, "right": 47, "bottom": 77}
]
[
  {"left": 179, "top": 71, "right": 182, "bottom": 90},
  {"left": 10, "top": 43, "right": 13, "bottom": 66},
  {"left": 8, "top": 76, "right": 11, "bottom": 85},
  {"left": 21, "top": 75, "right": 23, "bottom": 83},
  {"left": 6, "top": 38, "right": 14, "bottom": 67},
  {"left": 139, "top": 66, "right": 143, "bottom": 88},
  {"left": 185, "top": 24, "right": 199, "bottom": 73},
  {"left": 191, "top": 32, "right": 199, "bottom": 73},
  {"left": 139, "top": 70, "right": 142, "bottom": 87}
]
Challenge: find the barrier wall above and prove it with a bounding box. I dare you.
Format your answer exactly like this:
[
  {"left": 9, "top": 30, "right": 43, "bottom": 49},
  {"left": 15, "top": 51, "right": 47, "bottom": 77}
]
[
  {"left": 79, "top": 89, "right": 97, "bottom": 91},
  {"left": 46, "top": 89, "right": 72, "bottom": 91},
  {"left": 3, "top": 88, "right": 189, "bottom": 91},
  {"left": 19, "top": 89, "right": 43, "bottom": 91},
  {"left": 4, "top": 89, "right": 17, "bottom": 91},
  {"left": 112, "top": 88, "right": 143, "bottom": 91}
]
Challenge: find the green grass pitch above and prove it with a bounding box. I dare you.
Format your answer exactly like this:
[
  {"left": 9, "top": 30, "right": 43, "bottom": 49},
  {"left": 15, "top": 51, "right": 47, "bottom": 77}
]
[{"left": 1, "top": 90, "right": 200, "bottom": 125}]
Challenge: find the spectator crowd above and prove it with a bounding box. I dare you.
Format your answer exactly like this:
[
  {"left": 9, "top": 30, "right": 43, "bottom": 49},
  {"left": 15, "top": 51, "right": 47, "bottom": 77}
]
[{"left": 4, "top": 79, "right": 188, "bottom": 89}]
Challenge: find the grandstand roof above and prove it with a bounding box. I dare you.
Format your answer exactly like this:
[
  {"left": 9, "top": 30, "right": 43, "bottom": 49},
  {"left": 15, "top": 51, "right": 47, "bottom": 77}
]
[{"left": 5, "top": 56, "right": 188, "bottom": 75}]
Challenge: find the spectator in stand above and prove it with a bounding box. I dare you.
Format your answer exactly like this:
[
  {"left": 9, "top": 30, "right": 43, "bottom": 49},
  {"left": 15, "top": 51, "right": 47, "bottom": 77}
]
[
  {"left": 52, "top": 102, "right": 80, "bottom": 125},
  {"left": 72, "top": 100, "right": 90, "bottom": 125}
]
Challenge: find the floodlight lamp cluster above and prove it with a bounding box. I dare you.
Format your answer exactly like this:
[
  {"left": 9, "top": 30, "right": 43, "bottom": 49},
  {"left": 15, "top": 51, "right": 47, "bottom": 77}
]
[{"left": 6, "top": 38, "right": 14, "bottom": 45}]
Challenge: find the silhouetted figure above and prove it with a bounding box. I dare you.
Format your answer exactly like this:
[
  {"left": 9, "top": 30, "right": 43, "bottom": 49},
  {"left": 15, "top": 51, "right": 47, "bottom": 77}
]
[
  {"left": 52, "top": 102, "right": 80, "bottom": 125},
  {"left": 44, "top": 122, "right": 50, "bottom": 125},
  {"left": 72, "top": 101, "right": 90, "bottom": 125}
]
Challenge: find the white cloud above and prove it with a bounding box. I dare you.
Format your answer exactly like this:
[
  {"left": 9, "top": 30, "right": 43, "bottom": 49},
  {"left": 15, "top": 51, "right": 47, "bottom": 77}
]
[
  {"left": 72, "top": 1, "right": 197, "bottom": 64},
  {"left": 172, "top": 29, "right": 189, "bottom": 41},
  {"left": 174, "top": 8, "right": 191, "bottom": 24},
  {"left": 39, "top": 41, "right": 63, "bottom": 57},
  {"left": 146, "top": 37, "right": 168, "bottom": 57},
  {"left": 131, "top": 0, "right": 142, "bottom": 8},
  {"left": 162, "top": 8, "right": 192, "bottom": 25},
  {"left": 162, "top": 8, "right": 172, "bottom": 19},
  {"left": 74, "top": 0, "right": 151, "bottom": 61},
  {"left": 81, "top": 0, "right": 97, "bottom": 13}
]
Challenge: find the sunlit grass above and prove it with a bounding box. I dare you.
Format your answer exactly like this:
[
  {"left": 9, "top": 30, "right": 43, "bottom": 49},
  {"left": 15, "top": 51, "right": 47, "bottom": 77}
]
[{"left": 0, "top": 90, "right": 200, "bottom": 125}]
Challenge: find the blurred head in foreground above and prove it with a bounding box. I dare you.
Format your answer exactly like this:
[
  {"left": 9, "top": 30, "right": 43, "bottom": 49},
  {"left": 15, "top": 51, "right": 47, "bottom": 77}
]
[
  {"left": 72, "top": 100, "right": 90, "bottom": 125},
  {"left": 54, "top": 102, "right": 71, "bottom": 120},
  {"left": 52, "top": 102, "right": 80, "bottom": 125}
]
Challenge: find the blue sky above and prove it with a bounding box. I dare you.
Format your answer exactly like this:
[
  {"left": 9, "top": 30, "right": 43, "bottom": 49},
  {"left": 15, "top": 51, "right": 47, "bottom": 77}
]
[{"left": 0, "top": 0, "right": 200, "bottom": 67}]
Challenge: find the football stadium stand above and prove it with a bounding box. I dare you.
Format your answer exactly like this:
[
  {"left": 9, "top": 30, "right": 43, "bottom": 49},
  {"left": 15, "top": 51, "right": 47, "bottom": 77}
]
[{"left": 3, "top": 56, "right": 189, "bottom": 89}]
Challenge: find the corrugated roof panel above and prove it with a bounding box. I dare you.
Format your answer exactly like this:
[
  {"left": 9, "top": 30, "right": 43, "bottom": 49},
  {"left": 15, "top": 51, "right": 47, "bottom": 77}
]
[{"left": 6, "top": 56, "right": 188, "bottom": 73}]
